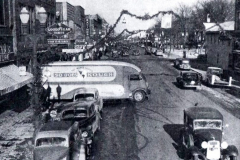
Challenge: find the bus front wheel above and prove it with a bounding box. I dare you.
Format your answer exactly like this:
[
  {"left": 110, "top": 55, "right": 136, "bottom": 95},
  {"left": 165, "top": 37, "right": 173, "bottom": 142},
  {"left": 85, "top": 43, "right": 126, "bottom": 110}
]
[{"left": 133, "top": 90, "right": 146, "bottom": 103}]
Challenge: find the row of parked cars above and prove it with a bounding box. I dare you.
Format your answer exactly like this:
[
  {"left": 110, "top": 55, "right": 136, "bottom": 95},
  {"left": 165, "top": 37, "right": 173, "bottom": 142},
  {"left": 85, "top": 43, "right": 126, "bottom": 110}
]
[
  {"left": 33, "top": 88, "right": 103, "bottom": 160},
  {"left": 174, "top": 58, "right": 233, "bottom": 90},
  {"left": 173, "top": 58, "right": 238, "bottom": 159}
]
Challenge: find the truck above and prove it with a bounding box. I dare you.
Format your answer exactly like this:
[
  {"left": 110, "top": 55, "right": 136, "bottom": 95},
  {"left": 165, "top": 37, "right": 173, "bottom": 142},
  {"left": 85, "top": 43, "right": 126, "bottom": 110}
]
[
  {"left": 42, "top": 61, "right": 151, "bottom": 102},
  {"left": 205, "top": 67, "right": 232, "bottom": 87}
]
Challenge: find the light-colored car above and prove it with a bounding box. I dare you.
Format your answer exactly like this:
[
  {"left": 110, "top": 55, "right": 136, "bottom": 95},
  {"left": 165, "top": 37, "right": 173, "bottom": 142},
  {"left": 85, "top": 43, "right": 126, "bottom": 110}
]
[
  {"left": 174, "top": 58, "right": 191, "bottom": 70},
  {"left": 205, "top": 67, "right": 231, "bottom": 86},
  {"left": 33, "top": 121, "right": 80, "bottom": 160}
]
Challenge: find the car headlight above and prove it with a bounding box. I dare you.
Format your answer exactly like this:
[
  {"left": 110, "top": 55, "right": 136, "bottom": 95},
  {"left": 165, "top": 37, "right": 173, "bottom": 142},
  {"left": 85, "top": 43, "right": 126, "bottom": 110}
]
[
  {"left": 50, "top": 110, "right": 57, "bottom": 118},
  {"left": 221, "top": 142, "right": 228, "bottom": 149},
  {"left": 87, "top": 139, "right": 93, "bottom": 144},
  {"left": 82, "top": 131, "right": 88, "bottom": 138},
  {"left": 201, "top": 141, "right": 208, "bottom": 149}
]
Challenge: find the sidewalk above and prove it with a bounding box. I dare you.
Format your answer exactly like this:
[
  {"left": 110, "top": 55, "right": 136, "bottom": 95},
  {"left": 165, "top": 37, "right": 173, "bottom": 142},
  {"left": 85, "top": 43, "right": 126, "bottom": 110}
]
[{"left": 0, "top": 108, "right": 34, "bottom": 159}]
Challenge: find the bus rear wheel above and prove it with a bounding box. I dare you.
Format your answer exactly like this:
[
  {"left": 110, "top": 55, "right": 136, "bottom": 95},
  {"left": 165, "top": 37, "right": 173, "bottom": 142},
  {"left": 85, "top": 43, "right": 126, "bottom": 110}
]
[{"left": 133, "top": 90, "right": 146, "bottom": 103}]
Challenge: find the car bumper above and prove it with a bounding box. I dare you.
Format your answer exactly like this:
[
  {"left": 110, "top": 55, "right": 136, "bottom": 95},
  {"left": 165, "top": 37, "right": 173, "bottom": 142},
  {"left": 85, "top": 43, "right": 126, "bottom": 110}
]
[{"left": 183, "top": 84, "right": 201, "bottom": 88}]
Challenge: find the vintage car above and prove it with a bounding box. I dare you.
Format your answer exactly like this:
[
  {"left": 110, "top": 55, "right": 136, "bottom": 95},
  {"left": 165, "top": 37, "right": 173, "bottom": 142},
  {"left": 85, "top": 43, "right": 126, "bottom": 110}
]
[
  {"left": 179, "top": 107, "right": 238, "bottom": 160},
  {"left": 50, "top": 101, "right": 101, "bottom": 158},
  {"left": 174, "top": 58, "right": 191, "bottom": 70},
  {"left": 33, "top": 121, "right": 80, "bottom": 160},
  {"left": 59, "top": 88, "right": 103, "bottom": 113},
  {"left": 205, "top": 67, "right": 231, "bottom": 87},
  {"left": 176, "top": 71, "right": 202, "bottom": 89}
]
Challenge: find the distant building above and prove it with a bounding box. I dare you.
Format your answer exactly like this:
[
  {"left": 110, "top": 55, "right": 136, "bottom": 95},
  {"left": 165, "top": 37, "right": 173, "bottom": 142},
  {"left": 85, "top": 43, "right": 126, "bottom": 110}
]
[
  {"left": 234, "top": 0, "right": 240, "bottom": 72},
  {"left": 56, "top": 2, "right": 86, "bottom": 47},
  {"left": 203, "top": 21, "right": 234, "bottom": 70},
  {"left": 85, "top": 14, "right": 102, "bottom": 42}
]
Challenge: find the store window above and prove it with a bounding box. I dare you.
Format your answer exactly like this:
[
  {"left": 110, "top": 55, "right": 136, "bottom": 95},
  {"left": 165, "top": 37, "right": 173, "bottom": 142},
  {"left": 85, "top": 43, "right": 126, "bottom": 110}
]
[{"left": 0, "top": 0, "right": 5, "bottom": 25}]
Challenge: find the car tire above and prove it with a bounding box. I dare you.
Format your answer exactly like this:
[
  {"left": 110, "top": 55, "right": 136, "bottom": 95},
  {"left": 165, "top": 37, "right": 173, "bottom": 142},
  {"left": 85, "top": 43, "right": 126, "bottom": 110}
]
[{"left": 133, "top": 90, "right": 146, "bottom": 103}]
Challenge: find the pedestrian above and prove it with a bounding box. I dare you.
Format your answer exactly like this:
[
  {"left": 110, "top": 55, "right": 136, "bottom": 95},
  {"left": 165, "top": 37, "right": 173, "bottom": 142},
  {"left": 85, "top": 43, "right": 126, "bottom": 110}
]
[
  {"left": 72, "top": 54, "right": 76, "bottom": 61},
  {"left": 46, "top": 83, "right": 51, "bottom": 101},
  {"left": 56, "top": 84, "right": 62, "bottom": 102}
]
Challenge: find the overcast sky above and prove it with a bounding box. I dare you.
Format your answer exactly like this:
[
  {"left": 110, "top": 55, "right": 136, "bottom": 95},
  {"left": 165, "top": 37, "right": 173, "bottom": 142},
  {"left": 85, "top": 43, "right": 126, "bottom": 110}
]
[{"left": 56, "top": 0, "right": 197, "bottom": 32}]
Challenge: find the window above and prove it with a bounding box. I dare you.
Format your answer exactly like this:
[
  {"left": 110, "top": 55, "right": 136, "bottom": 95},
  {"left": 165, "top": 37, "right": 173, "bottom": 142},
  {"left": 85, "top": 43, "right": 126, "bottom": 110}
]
[
  {"left": 130, "top": 74, "right": 142, "bottom": 81},
  {"left": 0, "top": 0, "right": 5, "bottom": 25}
]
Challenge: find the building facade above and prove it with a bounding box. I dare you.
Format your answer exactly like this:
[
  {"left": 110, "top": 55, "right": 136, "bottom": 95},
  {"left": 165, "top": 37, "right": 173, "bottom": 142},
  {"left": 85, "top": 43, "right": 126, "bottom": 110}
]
[
  {"left": 85, "top": 14, "right": 103, "bottom": 42},
  {"left": 204, "top": 22, "right": 234, "bottom": 70},
  {"left": 56, "top": 2, "right": 86, "bottom": 48},
  {"left": 0, "top": 0, "right": 56, "bottom": 106}
]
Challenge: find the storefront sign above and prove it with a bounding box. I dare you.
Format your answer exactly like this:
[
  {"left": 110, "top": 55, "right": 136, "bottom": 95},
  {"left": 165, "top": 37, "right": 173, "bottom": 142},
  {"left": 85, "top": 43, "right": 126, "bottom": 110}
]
[
  {"left": 62, "top": 49, "right": 84, "bottom": 53},
  {"left": 47, "top": 39, "right": 70, "bottom": 44},
  {"left": 46, "top": 23, "right": 72, "bottom": 36}
]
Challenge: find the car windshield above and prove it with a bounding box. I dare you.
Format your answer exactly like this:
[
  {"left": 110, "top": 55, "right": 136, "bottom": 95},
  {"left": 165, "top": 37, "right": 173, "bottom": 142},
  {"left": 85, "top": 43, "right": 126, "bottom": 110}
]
[
  {"left": 194, "top": 120, "right": 222, "bottom": 130},
  {"left": 75, "top": 93, "right": 94, "bottom": 101},
  {"left": 36, "top": 137, "right": 67, "bottom": 147},
  {"left": 210, "top": 69, "right": 222, "bottom": 75},
  {"left": 62, "top": 109, "right": 87, "bottom": 121},
  {"left": 182, "top": 73, "right": 198, "bottom": 81},
  {"left": 181, "top": 60, "right": 189, "bottom": 64}
]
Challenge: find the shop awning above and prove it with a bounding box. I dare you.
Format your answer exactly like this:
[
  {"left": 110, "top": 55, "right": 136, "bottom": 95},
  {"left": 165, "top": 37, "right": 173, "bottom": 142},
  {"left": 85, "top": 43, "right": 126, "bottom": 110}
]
[{"left": 0, "top": 65, "right": 33, "bottom": 96}]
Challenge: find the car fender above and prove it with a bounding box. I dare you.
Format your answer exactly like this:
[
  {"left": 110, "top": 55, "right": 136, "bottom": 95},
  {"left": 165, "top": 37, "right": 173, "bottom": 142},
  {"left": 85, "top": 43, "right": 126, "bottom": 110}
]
[
  {"left": 222, "top": 145, "right": 239, "bottom": 157},
  {"left": 132, "top": 88, "right": 148, "bottom": 95},
  {"left": 187, "top": 146, "right": 206, "bottom": 159}
]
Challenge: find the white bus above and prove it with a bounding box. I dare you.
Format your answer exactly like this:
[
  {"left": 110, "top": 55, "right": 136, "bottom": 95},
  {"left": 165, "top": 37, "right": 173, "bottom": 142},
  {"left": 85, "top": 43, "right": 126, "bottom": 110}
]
[{"left": 42, "top": 61, "right": 151, "bottom": 102}]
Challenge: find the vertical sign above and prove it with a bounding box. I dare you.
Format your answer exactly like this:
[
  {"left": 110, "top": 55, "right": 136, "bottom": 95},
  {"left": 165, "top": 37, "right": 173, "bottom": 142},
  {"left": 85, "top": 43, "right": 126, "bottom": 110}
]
[{"left": 161, "top": 13, "right": 172, "bottom": 29}]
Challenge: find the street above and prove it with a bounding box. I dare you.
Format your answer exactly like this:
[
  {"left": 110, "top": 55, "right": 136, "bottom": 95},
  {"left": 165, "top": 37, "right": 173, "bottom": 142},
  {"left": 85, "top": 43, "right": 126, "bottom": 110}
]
[{"left": 92, "top": 47, "right": 240, "bottom": 160}]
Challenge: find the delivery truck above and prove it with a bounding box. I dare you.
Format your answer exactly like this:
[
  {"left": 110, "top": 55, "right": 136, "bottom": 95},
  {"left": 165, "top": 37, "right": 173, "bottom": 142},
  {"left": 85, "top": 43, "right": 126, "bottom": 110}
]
[{"left": 42, "top": 61, "right": 151, "bottom": 102}]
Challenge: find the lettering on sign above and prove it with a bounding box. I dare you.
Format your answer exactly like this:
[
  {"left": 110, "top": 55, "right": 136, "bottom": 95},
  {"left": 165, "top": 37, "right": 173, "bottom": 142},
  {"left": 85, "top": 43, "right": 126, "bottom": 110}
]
[
  {"left": 87, "top": 72, "right": 114, "bottom": 77},
  {"left": 54, "top": 73, "right": 78, "bottom": 77}
]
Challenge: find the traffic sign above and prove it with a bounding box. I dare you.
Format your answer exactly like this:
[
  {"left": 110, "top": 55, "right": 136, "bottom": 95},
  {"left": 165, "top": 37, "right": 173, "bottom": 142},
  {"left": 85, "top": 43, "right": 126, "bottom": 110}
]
[
  {"left": 46, "top": 23, "right": 72, "bottom": 36},
  {"left": 47, "top": 39, "right": 70, "bottom": 44}
]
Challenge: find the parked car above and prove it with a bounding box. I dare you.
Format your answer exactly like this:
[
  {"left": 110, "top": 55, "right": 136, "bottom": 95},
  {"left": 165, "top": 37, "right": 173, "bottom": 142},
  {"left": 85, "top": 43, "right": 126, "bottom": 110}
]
[
  {"left": 179, "top": 107, "right": 238, "bottom": 160},
  {"left": 51, "top": 101, "right": 101, "bottom": 158},
  {"left": 144, "top": 41, "right": 152, "bottom": 55},
  {"left": 205, "top": 67, "right": 231, "bottom": 86},
  {"left": 174, "top": 58, "right": 191, "bottom": 70},
  {"left": 33, "top": 121, "right": 80, "bottom": 160},
  {"left": 60, "top": 88, "right": 103, "bottom": 113},
  {"left": 176, "top": 71, "right": 202, "bottom": 89}
]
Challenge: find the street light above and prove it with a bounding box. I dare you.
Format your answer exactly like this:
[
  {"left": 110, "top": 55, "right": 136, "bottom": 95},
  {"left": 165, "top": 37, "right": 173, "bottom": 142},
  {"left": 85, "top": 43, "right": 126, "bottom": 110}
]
[{"left": 20, "top": 6, "right": 47, "bottom": 126}]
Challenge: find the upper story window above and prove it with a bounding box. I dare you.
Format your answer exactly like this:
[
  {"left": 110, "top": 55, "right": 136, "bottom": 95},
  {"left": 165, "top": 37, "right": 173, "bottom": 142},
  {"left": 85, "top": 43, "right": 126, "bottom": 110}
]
[{"left": 0, "top": 0, "right": 5, "bottom": 25}]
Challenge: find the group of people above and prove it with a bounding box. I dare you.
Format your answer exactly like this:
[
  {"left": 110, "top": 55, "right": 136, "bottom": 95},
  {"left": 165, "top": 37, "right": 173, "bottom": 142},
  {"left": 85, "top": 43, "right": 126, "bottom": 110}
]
[{"left": 57, "top": 47, "right": 104, "bottom": 61}]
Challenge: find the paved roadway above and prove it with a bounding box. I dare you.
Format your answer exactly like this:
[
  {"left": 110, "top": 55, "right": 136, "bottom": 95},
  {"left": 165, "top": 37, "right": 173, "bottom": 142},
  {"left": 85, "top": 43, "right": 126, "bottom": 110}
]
[{"left": 92, "top": 47, "right": 240, "bottom": 160}]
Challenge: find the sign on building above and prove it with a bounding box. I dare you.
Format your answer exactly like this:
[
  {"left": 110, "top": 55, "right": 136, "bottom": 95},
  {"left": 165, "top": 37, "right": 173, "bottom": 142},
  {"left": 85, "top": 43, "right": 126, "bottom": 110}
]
[
  {"left": 47, "top": 39, "right": 70, "bottom": 44},
  {"left": 46, "top": 23, "right": 72, "bottom": 37}
]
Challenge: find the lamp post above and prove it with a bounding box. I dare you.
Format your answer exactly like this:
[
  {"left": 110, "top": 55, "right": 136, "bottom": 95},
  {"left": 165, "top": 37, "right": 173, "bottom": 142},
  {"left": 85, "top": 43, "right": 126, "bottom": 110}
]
[{"left": 20, "top": 7, "right": 47, "bottom": 127}]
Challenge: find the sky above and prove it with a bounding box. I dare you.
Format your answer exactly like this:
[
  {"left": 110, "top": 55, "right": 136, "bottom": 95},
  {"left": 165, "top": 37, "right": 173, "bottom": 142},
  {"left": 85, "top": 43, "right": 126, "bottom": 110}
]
[{"left": 56, "top": 0, "right": 197, "bottom": 33}]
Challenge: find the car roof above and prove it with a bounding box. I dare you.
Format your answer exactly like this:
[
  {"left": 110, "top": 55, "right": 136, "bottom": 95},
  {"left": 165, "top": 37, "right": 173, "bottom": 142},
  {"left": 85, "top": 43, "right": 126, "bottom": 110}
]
[
  {"left": 181, "top": 71, "right": 198, "bottom": 74},
  {"left": 39, "top": 121, "right": 72, "bottom": 132},
  {"left": 185, "top": 107, "right": 223, "bottom": 120},
  {"left": 61, "top": 88, "right": 97, "bottom": 99},
  {"left": 208, "top": 67, "right": 222, "bottom": 70}
]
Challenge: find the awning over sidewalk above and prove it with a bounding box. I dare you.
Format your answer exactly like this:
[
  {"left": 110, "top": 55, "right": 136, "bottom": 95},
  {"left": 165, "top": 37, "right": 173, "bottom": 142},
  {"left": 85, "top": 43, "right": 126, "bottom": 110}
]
[{"left": 0, "top": 65, "right": 33, "bottom": 96}]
